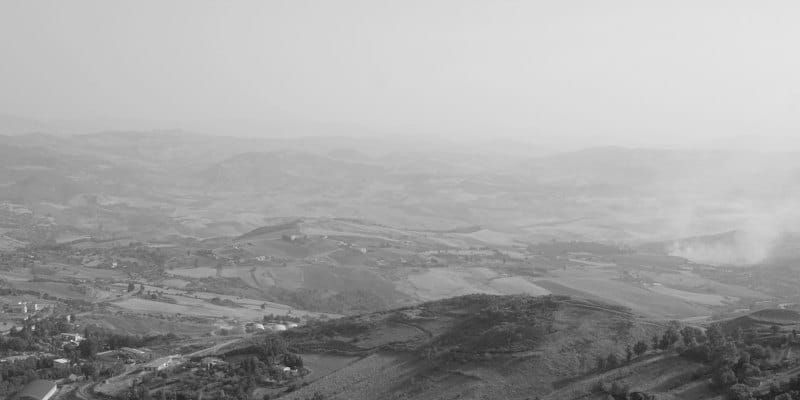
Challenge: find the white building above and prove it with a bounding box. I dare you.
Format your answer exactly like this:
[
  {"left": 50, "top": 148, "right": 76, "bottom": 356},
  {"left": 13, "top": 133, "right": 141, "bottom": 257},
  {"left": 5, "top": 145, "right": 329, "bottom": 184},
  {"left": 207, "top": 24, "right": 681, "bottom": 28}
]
[
  {"left": 60, "top": 333, "right": 85, "bottom": 343},
  {"left": 264, "top": 323, "right": 287, "bottom": 332}
]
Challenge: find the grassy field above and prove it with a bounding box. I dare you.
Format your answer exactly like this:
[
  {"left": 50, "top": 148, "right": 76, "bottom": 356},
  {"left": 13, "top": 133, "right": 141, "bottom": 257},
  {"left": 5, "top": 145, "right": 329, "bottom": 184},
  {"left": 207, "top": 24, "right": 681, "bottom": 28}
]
[
  {"left": 642, "top": 270, "right": 768, "bottom": 299},
  {"left": 281, "top": 353, "right": 414, "bottom": 400},
  {"left": 111, "top": 297, "right": 268, "bottom": 319},
  {"left": 78, "top": 311, "right": 217, "bottom": 336},
  {"left": 300, "top": 353, "right": 362, "bottom": 381},
  {"left": 648, "top": 285, "right": 730, "bottom": 306},
  {"left": 169, "top": 266, "right": 218, "bottom": 278},
  {"left": 533, "top": 269, "right": 711, "bottom": 318},
  {"left": 11, "top": 281, "right": 114, "bottom": 301},
  {"left": 398, "top": 267, "right": 550, "bottom": 301}
]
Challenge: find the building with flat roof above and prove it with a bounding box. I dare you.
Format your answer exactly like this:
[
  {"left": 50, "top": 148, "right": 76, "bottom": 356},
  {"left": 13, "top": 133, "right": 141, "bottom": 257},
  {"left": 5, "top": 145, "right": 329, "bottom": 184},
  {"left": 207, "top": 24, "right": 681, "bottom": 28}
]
[{"left": 59, "top": 333, "right": 84, "bottom": 343}]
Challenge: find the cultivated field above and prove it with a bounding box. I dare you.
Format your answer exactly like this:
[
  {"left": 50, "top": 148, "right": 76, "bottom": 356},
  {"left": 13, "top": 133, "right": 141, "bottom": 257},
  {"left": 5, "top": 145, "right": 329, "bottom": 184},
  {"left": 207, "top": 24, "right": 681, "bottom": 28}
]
[{"left": 398, "top": 267, "right": 550, "bottom": 301}]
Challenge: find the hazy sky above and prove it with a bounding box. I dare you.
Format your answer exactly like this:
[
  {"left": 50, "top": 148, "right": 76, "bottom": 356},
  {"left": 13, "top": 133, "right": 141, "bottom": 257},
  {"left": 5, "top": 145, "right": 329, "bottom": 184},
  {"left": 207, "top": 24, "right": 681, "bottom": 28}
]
[{"left": 2, "top": 1, "right": 800, "bottom": 146}]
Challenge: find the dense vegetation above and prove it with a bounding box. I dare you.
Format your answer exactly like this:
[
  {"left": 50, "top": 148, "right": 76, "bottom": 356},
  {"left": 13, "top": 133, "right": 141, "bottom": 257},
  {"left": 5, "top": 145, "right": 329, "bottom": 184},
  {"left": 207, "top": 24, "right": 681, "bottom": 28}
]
[
  {"left": 122, "top": 334, "right": 306, "bottom": 400},
  {"left": 427, "top": 294, "right": 560, "bottom": 357}
]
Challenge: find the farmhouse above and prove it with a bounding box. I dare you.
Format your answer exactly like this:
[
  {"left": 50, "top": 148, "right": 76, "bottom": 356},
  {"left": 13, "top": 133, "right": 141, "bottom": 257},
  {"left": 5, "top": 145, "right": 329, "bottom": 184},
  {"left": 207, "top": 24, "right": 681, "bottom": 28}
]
[
  {"left": 60, "top": 333, "right": 85, "bottom": 343},
  {"left": 200, "top": 357, "right": 226, "bottom": 369},
  {"left": 143, "top": 355, "right": 183, "bottom": 372},
  {"left": 245, "top": 322, "right": 265, "bottom": 332},
  {"left": 264, "top": 323, "right": 287, "bottom": 332},
  {"left": 7, "top": 303, "right": 27, "bottom": 314},
  {"left": 119, "top": 347, "right": 152, "bottom": 360},
  {"left": 53, "top": 358, "right": 70, "bottom": 368},
  {"left": 14, "top": 379, "right": 57, "bottom": 400}
]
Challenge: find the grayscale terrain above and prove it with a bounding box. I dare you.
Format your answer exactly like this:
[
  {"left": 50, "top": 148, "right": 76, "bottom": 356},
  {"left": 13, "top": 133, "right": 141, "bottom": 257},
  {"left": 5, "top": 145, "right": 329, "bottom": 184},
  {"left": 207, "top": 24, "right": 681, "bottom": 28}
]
[{"left": 2, "top": 2, "right": 800, "bottom": 400}]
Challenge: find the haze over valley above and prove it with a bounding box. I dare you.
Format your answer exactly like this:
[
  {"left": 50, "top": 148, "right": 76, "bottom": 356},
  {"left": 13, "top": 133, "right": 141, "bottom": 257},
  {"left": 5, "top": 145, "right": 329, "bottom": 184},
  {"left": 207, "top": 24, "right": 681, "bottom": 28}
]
[
  {"left": 5, "top": 1, "right": 800, "bottom": 399},
  {"left": 2, "top": 127, "right": 800, "bottom": 399}
]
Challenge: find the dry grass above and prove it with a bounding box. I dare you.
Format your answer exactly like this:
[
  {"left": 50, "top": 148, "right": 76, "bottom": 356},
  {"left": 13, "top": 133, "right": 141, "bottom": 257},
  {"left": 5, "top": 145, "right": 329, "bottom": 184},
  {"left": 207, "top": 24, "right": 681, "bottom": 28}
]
[{"left": 398, "top": 267, "right": 550, "bottom": 301}]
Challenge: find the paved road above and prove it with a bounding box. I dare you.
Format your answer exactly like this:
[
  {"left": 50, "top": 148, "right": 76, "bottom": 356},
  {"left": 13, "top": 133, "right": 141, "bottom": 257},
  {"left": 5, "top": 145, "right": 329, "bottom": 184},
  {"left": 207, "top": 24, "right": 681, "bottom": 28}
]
[{"left": 187, "top": 338, "right": 241, "bottom": 358}]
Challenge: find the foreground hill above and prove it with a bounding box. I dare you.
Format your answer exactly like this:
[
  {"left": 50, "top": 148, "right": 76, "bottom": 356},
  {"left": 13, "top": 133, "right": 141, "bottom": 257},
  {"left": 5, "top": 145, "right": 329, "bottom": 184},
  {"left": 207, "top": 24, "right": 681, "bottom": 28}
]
[{"left": 278, "top": 294, "right": 671, "bottom": 400}]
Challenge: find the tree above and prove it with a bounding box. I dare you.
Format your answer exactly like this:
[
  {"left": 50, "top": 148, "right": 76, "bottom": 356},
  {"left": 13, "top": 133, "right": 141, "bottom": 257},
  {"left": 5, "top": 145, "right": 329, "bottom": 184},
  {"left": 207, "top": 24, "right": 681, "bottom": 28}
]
[
  {"left": 609, "top": 381, "right": 630, "bottom": 398},
  {"left": 738, "top": 350, "right": 751, "bottom": 366},
  {"left": 651, "top": 335, "right": 660, "bottom": 350},
  {"left": 79, "top": 338, "right": 98, "bottom": 359},
  {"left": 284, "top": 353, "right": 304, "bottom": 369},
  {"left": 680, "top": 327, "right": 695, "bottom": 346},
  {"left": 747, "top": 344, "right": 768, "bottom": 360},
  {"left": 606, "top": 353, "right": 619, "bottom": 369},
  {"left": 707, "top": 324, "right": 725, "bottom": 349},
  {"left": 258, "top": 334, "right": 287, "bottom": 360},
  {"left": 660, "top": 327, "right": 680, "bottom": 349},
  {"left": 727, "top": 383, "right": 752, "bottom": 400},
  {"left": 81, "top": 362, "right": 96, "bottom": 379},
  {"left": 596, "top": 355, "right": 606, "bottom": 371},
  {"left": 127, "top": 282, "right": 135, "bottom": 292},
  {"left": 716, "top": 342, "right": 740, "bottom": 366},
  {"left": 633, "top": 341, "right": 648, "bottom": 357},
  {"left": 711, "top": 366, "right": 736, "bottom": 389},
  {"left": 732, "top": 327, "right": 744, "bottom": 343},
  {"left": 625, "top": 345, "right": 633, "bottom": 362},
  {"left": 658, "top": 335, "right": 670, "bottom": 350}
]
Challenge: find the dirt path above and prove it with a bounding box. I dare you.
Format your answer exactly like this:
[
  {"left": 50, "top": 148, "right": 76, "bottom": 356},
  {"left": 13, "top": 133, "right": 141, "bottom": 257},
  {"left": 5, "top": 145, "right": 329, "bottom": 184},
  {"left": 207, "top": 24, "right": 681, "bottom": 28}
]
[
  {"left": 187, "top": 338, "right": 241, "bottom": 358},
  {"left": 665, "top": 379, "right": 712, "bottom": 400},
  {"left": 392, "top": 320, "right": 433, "bottom": 338},
  {"left": 555, "top": 298, "right": 666, "bottom": 328},
  {"left": 72, "top": 382, "right": 97, "bottom": 400}
]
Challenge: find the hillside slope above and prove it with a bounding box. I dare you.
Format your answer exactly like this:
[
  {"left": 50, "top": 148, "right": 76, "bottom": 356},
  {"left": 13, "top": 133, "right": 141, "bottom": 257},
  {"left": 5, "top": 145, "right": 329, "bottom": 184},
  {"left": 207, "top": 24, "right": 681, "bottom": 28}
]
[{"left": 280, "top": 294, "right": 670, "bottom": 400}]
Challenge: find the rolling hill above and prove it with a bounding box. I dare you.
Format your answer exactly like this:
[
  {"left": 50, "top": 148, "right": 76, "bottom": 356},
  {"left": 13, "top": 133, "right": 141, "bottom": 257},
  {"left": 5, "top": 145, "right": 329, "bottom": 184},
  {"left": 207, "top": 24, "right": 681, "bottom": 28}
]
[{"left": 276, "top": 294, "right": 671, "bottom": 400}]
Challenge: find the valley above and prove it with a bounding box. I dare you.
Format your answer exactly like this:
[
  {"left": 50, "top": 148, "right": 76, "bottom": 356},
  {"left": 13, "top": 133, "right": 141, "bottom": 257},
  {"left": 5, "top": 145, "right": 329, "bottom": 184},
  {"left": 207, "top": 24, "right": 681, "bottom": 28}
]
[{"left": 2, "top": 132, "right": 800, "bottom": 399}]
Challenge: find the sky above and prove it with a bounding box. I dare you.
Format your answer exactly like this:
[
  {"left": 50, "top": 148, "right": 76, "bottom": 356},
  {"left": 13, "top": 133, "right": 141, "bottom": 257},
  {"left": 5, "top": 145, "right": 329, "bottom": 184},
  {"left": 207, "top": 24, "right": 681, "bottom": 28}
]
[{"left": 2, "top": 1, "right": 800, "bottom": 148}]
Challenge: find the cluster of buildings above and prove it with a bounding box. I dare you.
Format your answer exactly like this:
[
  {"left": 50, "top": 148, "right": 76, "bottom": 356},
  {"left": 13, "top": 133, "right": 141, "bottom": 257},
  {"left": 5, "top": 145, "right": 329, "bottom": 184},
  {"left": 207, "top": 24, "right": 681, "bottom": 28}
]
[
  {"left": 244, "top": 321, "right": 299, "bottom": 333},
  {"left": 59, "top": 332, "right": 85, "bottom": 347},
  {"left": 142, "top": 355, "right": 184, "bottom": 372},
  {"left": 3, "top": 302, "right": 49, "bottom": 315},
  {"left": 96, "top": 347, "right": 154, "bottom": 364}
]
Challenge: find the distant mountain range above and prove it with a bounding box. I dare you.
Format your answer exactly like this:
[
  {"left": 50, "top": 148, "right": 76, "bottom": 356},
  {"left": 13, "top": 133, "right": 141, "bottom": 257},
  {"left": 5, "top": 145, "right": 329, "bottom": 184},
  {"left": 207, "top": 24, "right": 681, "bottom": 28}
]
[{"left": 0, "top": 131, "right": 799, "bottom": 264}]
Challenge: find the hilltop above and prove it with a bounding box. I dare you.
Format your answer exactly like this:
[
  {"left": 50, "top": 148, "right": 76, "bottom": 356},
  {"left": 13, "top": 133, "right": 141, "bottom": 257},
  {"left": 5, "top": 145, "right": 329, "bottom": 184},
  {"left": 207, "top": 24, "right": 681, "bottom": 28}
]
[{"left": 275, "top": 294, "right": 668, "bottom": 400}]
